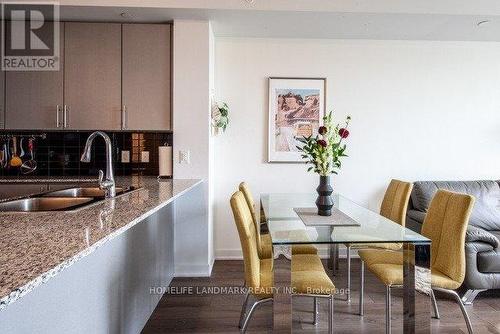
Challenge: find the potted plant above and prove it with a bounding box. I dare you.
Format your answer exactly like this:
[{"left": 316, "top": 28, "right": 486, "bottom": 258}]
[
  {"left": 297, "top": 112, "right": 351, "bottom": 216},
  {"left": 211, "top": 101, "right": 229, "bottom": 134}
]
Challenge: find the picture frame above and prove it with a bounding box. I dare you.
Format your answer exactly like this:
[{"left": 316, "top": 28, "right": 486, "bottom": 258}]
[{"left": 268, "top": 77, "right": 326, "bottom": 162}]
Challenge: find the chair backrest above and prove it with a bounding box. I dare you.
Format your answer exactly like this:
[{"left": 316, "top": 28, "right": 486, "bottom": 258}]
[
  {"left": 230, "top": 191, "right": 261, "bottom": 289},
  {"left": 380, "top": 179, "right": 413, "bottom": 226},
  {"left": 239, "top": 182, "right": 258, "bottom": 222},
  {"left": 239, "top": 182, "right": 264, "bottom": 256},
  {"left": 421, "top": 190, "right": 475, "bottom": 284}
]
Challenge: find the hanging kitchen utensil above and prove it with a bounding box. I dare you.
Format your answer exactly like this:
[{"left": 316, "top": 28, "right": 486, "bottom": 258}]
[
  {"left": 21, "top": 138, "right": 37, "bottom": 174},
  {"left": 2, "top": 143, "right": 7, "bottom": 168},
  {"left": 0, "top": 146, "right": 4, "bottom": 169},
  {"left": 4, "top": 138, "right": 10, "bottom": 168},
  {"left": 10, "top": 137, "right": 22, "bottom": 167},
  {"left": 19, "top": 137, "right": 25, "bottom": 158}
]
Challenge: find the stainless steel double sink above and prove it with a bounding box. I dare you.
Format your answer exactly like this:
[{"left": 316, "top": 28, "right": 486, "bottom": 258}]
[{"left": 0, "top": 186, "right": 137, "bottom": 212}]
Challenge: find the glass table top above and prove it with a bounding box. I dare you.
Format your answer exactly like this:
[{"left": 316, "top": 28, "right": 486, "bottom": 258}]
[{"left": 261, "top": 193, "right": 429, "bottom": 245}]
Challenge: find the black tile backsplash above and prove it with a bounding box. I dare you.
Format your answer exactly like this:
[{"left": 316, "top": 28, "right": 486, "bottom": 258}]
[{"left": 0, "top": 131, "right": 173, "bottom": 178}]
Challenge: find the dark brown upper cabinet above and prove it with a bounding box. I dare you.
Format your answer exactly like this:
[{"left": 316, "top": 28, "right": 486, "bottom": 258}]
[
  {"left": 0, "top": 70, "right": 4, "bottom": 129},
  {"left": 63, "top": 22, "right": 122, "bottom": 130},
  {"left": 2, "top": 22, "right": 171, "bottom": 131},
  {"left": 5, "top": 25, "right": 64, "bottom": 130},
  {"left": 122, "top": 24, "right": 171, "bottom": 130}
]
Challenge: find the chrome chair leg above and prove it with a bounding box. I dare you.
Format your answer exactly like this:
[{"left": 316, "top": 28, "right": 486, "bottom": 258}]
[
  {"left": 430, "top": 289, "right": 440, "bottom": 319},
  {"left": 435, "top": 288, "right": 474, "bottom": 334},
  {"left": 346, "top": 244, "right": 351, "bottom": 303},
  {"left": 329, "top": 295, "right": 334, "bottom": 334},
  {"left": 239, "top": 292, "right": 250, "bottom": 329},
  {"left": 386, "top": 286, "right": 392, "bottom": 334},
  {"left": 240, "top": 298, "right": 272, "bottom": 333},
  {"left": 359, "top": 260, "right": 364, "bottom": 316},
  {"left": 313, "top": 297, "right": 319, "bottom": 325}
]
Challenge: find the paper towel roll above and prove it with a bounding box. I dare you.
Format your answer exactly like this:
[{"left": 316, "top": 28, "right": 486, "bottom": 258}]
[{"left": 158, "top": 146, "right": 173, "bottom": 177}]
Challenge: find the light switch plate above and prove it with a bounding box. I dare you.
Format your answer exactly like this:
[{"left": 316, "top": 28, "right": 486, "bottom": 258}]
[
  {"left": 141, "top": 151, "right": 150, "bottom": 163},
  {"left": 179, "top": 150, "right": 190, "bottom": 164},
  {"left": 121, "top": 150, "right": 130, "bottom": 163}
]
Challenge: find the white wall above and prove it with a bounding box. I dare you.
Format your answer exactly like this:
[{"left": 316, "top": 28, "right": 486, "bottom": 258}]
[
  {"left": 172, "top": 20, "right": 214, "bottom": 275},
  {"left": 208, "top": 23, "right": 216, "bottom": 264},
  {"left": 173, "top": 20, "right": 211, "bottom": 181},
  {"left": 214, "top": 37, "right": 500, "bottom": 259}
]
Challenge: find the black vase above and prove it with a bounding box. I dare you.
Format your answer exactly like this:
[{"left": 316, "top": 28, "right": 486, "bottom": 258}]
[{"left": 316, "top": 175, "right": 334, "bottom": 216}]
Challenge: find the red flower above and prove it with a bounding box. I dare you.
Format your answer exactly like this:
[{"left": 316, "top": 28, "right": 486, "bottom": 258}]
[
  {"left": 317, "top": 139, "right": 327, "bottom": 148},
  {"left": 318, "top": 126, "right": 327, "bottom": 135},
  {"left": 339, "top": 128, "right": 350, "bottom": 138}
]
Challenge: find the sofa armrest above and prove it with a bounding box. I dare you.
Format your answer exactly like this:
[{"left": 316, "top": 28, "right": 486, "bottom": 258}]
[
  {"left": 466, "top": 225, "right": 500, "bottom": 248},
  {"left": 463, "top": 241, "right": 497, "bottom": 289}
]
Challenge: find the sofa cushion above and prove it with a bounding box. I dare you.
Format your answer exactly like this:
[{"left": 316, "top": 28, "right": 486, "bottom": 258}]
[{"left": 411, "top": 181, "right": 500, "bottom": 230}]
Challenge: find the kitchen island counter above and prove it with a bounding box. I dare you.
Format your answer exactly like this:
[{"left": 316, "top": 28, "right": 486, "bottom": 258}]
[{"left": 0, "top": 176, "right": 202, "bottom": 310}]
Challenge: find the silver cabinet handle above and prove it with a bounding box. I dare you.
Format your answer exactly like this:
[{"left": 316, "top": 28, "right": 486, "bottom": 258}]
[
  {"left": 122, "top": 105, "right": 127, "bottom": 130},
  {"left": 63, "top": 105, "right": 68, "bottom": 128},
  {"left": 56, "top": 105, "right": 61, "bottom": 128}
]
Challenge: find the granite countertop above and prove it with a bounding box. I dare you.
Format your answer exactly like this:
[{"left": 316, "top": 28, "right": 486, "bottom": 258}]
[{"left": 0, "top": 176, "right": 202, "bottom": 311}]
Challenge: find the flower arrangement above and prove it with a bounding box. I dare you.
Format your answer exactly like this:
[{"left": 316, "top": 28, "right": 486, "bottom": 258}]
[{"left": 297, "top": 112, "right": 351, "bottom": 176}]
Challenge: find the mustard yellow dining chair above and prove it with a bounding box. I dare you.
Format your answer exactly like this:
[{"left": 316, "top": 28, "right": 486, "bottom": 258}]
[
  {"left": 230, "top": 191, "right": 336, "bottom": 333},
  {"left": 342, "top": 179, "right": 413, "bottom": 302},
  {"left": 238, "top": 182, "right": 318, "bottom": 259},
  {"left": 358, "top": 190, "right": 475, "bottom": 334}
]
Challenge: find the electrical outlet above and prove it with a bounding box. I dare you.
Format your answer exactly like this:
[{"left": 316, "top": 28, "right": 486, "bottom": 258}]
[
  {"left": 179, "top": 150, "right": 190, "bottom": 164},
  {"left": 141, "top": 151, "right": 150, "bottom": 163},
  {"left": 121, "top": 150, "right": 130, "bottom": 163}
]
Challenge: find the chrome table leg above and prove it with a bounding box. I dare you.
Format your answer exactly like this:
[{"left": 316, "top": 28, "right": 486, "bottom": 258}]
[
  {"left": 273, "top": 246, "right": 292, "bottom": 333},
  {"left": 403, "top": 242, "right": 431, "bottom": 334},
  {"left": 335, "top": 244, "right": 340, "bottom": 271}
]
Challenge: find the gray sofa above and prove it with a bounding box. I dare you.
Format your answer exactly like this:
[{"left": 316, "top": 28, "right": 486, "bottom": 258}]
[{"left": 406, "top": 180, "right": 500, "bottom": 304}]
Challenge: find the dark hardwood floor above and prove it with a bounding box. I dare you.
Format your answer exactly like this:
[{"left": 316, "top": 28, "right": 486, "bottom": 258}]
[{"left": 143, "top": 259, "right": 500, "bottom": 333}]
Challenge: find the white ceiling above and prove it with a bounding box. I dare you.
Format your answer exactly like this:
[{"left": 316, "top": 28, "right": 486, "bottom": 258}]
[
  {"left": 56, "top": 2, "right": 500, "bottom": 41},
  {"left": 53, "top": 0, "right": 500, "bottom": 16}
]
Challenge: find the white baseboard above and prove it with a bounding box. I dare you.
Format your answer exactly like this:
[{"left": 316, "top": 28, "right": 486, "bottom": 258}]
[
  {"left": 216, "top": 249, "right": 246, "bottom": 260},
  {"left": 216, "top": 246, "right": 359, "bottom": 260},
  {"left": 175, "top": 261, "right": 214, "bottom": 277}
]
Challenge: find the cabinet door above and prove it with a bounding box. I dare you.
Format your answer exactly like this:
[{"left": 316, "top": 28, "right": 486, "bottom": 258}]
[
  {"left": 4, "top": 25, "right": 64, "bottom": 130},
  {"left": 64, "top": 22, "right": 121, "bottom": 130},
  {"left": 122, "top": 24, "right": 171, "bottom": 130},
  {"left": 0, "top": 23, "right": 3, "bottom": 129},
  {"left": 0, "top": 70, "right": 4, "bottom": 129}
]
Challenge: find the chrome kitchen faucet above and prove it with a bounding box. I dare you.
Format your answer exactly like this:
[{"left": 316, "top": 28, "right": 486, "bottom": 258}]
[{"left": 80, "top": 131, "right": 116, "bottom": 198}]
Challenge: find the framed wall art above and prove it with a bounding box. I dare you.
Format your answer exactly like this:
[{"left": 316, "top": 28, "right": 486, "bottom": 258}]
[{"left": 268, "top": 77, "right": 326, "bottom": 162}]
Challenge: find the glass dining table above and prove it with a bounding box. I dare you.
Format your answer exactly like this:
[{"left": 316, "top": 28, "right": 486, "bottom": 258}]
[{"left": 260, "top": 193, "right": 432, "bottom": 333}]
